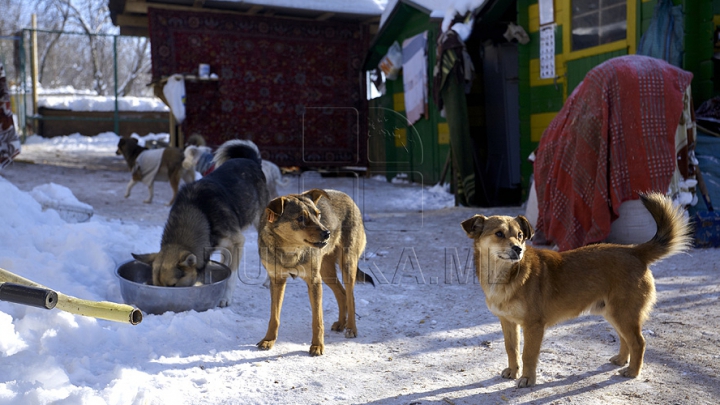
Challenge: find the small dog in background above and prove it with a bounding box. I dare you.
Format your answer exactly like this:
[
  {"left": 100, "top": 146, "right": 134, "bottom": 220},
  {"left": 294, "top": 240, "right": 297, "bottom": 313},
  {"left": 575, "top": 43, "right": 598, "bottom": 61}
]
[
  {"left": 185, "top": 133, "right": 207, "bottom": 147},
  {"left": 183, "top": 144, "right": 215, "bottom": 176},
  {"left": 182, "top": 136, "right": 289, "bottom": 199},
  {"left": 183, "top": 133, "right": 214, "bottom": 176},
  {"left": 461, "top": 192, "right": 692, "bottom": 387},
  {"left": 116, "top": 137, "right": 194, "bottom": 205}
]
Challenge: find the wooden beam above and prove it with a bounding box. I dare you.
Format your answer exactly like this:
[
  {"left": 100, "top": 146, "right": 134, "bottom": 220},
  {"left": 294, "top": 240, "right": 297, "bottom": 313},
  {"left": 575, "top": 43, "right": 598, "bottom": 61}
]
[
  {"left": 120, "top": 26, "right": 149, "bottom": 37},
  {"left": 316, "top": 12, "right": 335, "bottom": 21},
  {"left": 116, "top": 14, "right": 148, "bottom": 28},
  {"left": 247, "top": 5, "right": 263, "bottom": 15},
  {"left": 124, "top": 1, "right": 149, "bottom": 14},
  {"left": 118, "top": 1, "right": 380, "bottom": 25}
]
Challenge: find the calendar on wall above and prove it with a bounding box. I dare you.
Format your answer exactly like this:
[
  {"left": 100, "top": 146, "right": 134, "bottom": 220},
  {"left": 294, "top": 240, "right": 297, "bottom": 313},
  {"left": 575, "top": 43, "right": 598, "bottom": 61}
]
[{"left": 540, "top": 24, "right": 556, "bottom": 79}]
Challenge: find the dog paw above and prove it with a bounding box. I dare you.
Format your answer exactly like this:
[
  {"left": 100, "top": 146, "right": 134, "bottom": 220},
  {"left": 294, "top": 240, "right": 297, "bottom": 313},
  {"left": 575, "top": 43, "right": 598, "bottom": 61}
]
[
  {"left": 619, "top": 367, "right": 640, "bottom": 378},
  {"left": 517, "top": 375, "right": 536, "bottom": 388},
  {"left": 309, "top": 344, "right": 324, "bottom": 356},
  {"left": 124, "top": 193, "right": 130, "bottom": 199},
  {"left": 257, "top": 340, "right": 275, "bottom": 351},
  {"left": 331, "top": 321, "right": 346, "bottom": 332},
  {"left": 610, "top": 355, "right": 629, "bottom": 366},
  {"left": 344, "top": 328, "right": 357, "bottom": 338},
  {"left": 143, "top": 199, "right": 152, "bottom": 204},
  {"left": 501, "top": 367, "right": 520, "bottom": 379}
]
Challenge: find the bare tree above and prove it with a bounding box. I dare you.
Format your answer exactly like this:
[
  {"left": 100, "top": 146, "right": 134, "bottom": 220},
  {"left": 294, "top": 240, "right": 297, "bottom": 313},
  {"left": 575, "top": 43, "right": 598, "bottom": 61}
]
[
  {"left": 0, "top": 0, "right": 26, "bottom": 36},
  {"left": 37, "top": 1, "right": 71, "bottom": 83},
  {"left": 3, "top": 0, "right": 152, "bottom": 97},
  {"left": 57, "top": 0, "right": 114, "bottom": 95},
  {"left": 117, "top": 37, "right": 152, "bottom": 96}
]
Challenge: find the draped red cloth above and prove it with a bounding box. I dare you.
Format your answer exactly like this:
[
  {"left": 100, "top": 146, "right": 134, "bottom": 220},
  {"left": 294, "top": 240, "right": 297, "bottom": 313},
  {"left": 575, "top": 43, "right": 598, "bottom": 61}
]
[
  {"left": 534, "top": 55, "right": 693, "bottom": 251},
  {"left": 148, "top": 8, "right": 368, "bottom": 167}
]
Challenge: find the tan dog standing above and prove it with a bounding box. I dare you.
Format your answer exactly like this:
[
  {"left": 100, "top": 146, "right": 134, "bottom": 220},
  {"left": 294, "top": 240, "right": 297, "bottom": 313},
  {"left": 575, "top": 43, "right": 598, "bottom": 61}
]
[
  {"left": 257, "top": 189, "right": 372, "bottom": 356},
  {"left": 461, "top": 192, "right": 691, "bottom": 387}
]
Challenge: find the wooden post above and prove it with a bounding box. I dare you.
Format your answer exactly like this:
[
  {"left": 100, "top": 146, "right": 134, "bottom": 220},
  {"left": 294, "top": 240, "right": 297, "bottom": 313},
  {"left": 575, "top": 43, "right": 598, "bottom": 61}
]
[{"left": 30, "top": 14, "right": 39, "bottom": 133}]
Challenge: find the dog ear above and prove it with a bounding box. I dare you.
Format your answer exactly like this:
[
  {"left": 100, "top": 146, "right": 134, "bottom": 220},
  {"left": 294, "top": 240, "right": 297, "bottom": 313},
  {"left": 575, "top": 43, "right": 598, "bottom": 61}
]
[
  {"left": 461, "top": 215, "right": 486, "bottom": 238},
  {"left": 181, "top": 253, "right": 197, "bottom": 268},
  {"left": 514, "top": 215, "right": 535, "bottom": 241},
  {"left": 132, "top": 252, "right": 157, "bottom": 264},
  {"left": 266, "top": 197, "right": 285, "bottom": 223},
  {"left": 302, "top": 189, "right": 329, "bottom": 205}
]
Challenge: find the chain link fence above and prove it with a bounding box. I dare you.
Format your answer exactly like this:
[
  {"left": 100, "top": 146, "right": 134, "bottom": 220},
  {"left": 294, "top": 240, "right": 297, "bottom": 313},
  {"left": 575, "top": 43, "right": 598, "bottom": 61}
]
[{"left": 2, "top": 28, "right": 167, "bottom": 139}]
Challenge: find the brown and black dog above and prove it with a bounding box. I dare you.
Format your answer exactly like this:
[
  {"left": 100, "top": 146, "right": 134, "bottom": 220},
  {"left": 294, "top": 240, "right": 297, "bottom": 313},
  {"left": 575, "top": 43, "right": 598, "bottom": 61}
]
[
  {"left": 257, "top": 189, "right": 373, "bottom": 356},
  {"left": 116, "top": 137, "right": 194, "bottom": 205},
  {"left": 461, "top": 192, "right": 692, "bottom": 387}
]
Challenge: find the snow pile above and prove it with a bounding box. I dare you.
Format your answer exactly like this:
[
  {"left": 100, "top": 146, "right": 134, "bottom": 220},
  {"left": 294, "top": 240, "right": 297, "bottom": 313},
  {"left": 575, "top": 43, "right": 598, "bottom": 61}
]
[
  {"left": 441, "top": 0, "right": 487, "bottom": 32},
  {"left": 38, "top": 95, "right": 169, "bottom": 112},
  {"left": 23, "top": 132, "right": 170, "bottom": 153},
  {"left": 30, "top": 183, "right": 94, "bottom": 223},
  {"left": 23, "top": 132, "right": 121, "bottom": 152}
]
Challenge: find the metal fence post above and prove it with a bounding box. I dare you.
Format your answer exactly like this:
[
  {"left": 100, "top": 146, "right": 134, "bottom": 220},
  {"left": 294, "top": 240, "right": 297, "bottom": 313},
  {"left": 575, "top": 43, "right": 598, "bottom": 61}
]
[{"left": 113, "top": 35, "right": 119, "bottom": 135}]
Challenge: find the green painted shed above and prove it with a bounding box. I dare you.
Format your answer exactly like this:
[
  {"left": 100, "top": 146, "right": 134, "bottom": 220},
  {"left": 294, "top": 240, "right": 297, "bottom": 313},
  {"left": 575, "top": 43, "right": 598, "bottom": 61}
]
[{"left": 363, "top": 0, "right": 451, "bottom": 187}]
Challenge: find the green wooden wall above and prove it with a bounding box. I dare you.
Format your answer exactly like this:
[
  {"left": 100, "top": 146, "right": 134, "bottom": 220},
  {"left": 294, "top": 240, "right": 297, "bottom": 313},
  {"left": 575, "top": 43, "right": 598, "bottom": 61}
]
[
  {"left": 517, "top": 0, "right": 717, "bottom": 196},
  {"left": 367, "top": 7, "right": 450, "bottom": 186}
]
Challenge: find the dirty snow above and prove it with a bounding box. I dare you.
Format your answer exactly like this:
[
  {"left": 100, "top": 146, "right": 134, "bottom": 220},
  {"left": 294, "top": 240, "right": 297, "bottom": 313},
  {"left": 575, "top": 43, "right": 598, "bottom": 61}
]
[{"left": 0, "top": 133, "right": 719, "bottom": 404}]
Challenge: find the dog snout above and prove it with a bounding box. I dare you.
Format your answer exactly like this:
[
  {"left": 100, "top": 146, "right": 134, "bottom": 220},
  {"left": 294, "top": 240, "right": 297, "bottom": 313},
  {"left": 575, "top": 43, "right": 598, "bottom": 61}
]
[
  {"left": 511, "top": 245, "right": 523, "bottom": 255},
  {"left": 321, "top": 229, "right": 331, "bottom": 240}
]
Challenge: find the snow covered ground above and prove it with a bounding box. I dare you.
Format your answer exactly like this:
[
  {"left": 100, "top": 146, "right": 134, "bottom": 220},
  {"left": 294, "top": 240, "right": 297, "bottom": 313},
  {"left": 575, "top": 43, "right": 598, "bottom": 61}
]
[{"left": 1, "top": 133, "right": 720, "bottom": 404}]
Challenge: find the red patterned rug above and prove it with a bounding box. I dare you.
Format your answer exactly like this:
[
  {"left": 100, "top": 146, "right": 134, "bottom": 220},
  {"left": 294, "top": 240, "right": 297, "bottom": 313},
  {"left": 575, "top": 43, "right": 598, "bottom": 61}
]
[{"left": 148, "top": 8, "right": 368, "bottom": 167}]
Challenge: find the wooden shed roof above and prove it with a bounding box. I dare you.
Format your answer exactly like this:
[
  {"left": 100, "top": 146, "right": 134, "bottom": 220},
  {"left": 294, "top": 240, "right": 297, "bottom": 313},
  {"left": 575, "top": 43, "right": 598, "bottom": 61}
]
[{"left": 109, "top": 0, "right": 388, "bottom": 36}]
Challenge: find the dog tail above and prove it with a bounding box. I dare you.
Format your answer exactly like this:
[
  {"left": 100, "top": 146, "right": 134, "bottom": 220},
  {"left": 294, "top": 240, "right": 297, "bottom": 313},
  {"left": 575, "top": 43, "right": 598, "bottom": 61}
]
[
  {"left": 213, "top": 139, "right": 262, "bottom": 168},
  {"left": 633, "top": 192, "right": 692, "bottom": 265},
  {"left": 357, "top": 267, "right": 375, "bottom": 287}
]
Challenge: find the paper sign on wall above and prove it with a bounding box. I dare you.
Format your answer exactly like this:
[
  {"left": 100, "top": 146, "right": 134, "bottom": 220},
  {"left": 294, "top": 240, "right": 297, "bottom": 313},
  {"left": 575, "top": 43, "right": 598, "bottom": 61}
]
[
  {"left": 539, "top": 24, "right": 556, "bottom": 79},
  {"left": 539, "top": 0, "right": 554, "bottom": 25}
]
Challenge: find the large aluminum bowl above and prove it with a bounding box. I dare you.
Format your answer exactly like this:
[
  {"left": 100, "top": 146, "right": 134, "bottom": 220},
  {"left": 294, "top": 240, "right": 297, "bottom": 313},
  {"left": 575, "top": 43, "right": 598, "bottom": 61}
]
[{"left": 116, "top": 260, "right": 231, "bottom": 315}]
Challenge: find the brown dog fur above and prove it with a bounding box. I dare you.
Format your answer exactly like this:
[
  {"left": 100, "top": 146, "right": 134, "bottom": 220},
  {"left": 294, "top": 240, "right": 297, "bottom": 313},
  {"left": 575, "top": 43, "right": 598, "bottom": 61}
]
[
  {"left": 257, "top": 189, "right": 368, "bottom": 356},
  {"left": 116, "top": 137, "right": 193, "bottom": 205},
  {"left": 461, "top": 192, "right": 692, "bottom": 387}
]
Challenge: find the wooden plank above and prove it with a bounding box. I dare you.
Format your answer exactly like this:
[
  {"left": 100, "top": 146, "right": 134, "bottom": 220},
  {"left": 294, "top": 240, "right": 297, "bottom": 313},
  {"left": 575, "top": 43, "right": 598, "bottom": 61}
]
[
  {"left": 528, "top": 3, "right": 539, "bottom": 33},
  {"left": 116, "top": 14, "right": 148, "bottom": 28},
  {"left": 530, "top": 112, "right": 557, "bottom": 142},
  {"left": 247, "top": 5, "right": 263, "bottom": 15},
  {"left": 529, "top": 54, "right": 566, "bottom": 87},
  {"left": 316, "top": 12, "right": 335, "bottom": 21},
  {"left": 529, "top": 85, "right": 564, "bottom": 114}
]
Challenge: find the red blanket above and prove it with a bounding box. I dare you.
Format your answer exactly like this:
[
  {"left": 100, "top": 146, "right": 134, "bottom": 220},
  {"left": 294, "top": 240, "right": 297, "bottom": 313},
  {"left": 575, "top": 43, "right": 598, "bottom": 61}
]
[{"left": 534, "top": 55, "right": 692, "bottom": 251}]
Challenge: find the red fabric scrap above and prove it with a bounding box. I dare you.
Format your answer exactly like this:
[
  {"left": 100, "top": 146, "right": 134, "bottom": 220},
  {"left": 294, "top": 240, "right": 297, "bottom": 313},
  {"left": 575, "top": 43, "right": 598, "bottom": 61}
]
[{"left": 534, "top": 55, "right": 693, "bottom": 251}]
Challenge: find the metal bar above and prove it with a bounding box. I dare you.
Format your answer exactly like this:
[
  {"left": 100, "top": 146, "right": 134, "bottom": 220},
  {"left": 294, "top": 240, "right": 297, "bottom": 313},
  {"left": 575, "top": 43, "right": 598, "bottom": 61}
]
[
  {"left": 113, "top": 36, "right": 119, "bottom": 135},
  {"left": 31, "top": 15, "right": 38, "bottom": 120},
  {"left": 0, "top": 267, "right": 142, "bottom": 325},
  {"left": 0, "top": 283, "right": 58, "bottom": 310},
  {"left": 23, "top": 27, "right": 120, "bottom": 38}
]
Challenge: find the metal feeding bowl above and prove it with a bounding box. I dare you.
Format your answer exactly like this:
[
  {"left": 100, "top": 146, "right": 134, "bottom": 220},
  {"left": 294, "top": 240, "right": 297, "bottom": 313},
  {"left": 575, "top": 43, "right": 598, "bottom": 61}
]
[{"left": 116, "top": 260, "right": 231, "bottom": 315}]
